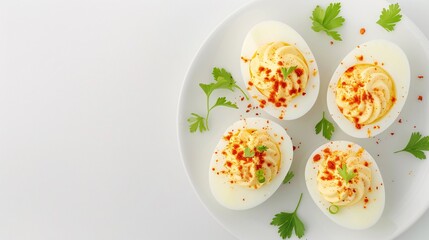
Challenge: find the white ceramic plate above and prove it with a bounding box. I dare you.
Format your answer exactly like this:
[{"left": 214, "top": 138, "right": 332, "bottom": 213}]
[{"left": 177, "top": 0, "right": 429, "bottom": 239}]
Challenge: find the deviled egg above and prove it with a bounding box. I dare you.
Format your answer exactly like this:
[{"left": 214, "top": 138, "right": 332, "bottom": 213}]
[
  {"left": 209, "top": 117, "right": 293, "bottom": 210},
  {"left": 327, "top": 39, "right": 410, "bottom": 138},
  {"left": 240, "top": 21, "right": 320, "bottom": 120},
  {"left": 305, "top": 141, "right": 385, "bottom": 229}
]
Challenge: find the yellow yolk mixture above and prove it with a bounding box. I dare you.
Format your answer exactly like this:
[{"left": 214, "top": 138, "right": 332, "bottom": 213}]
[
  {"left": 219, "top": 128, "right": 281, "bottom": 189},
  {"left": 316, "top": 148, "right": 372, "bottom": 206},
  {"left": 335, "top": 64, "right": 396, "bottom": 129},
  {"left": 249, "top": 42, "right": 309, "bottom": 109}
]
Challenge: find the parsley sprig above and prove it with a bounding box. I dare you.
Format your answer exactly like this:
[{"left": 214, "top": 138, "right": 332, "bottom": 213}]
[
  {"left": 188, "top": 67, "right": 248, "bottom": 133},
  {"left": 395, "top": 132, "right": 429, "bottom": 160},
  {"left": 310, "top": 2, "right": 345, "bottom": 41},
  {"left": 337, "top": 164, "right": 356, "bottom": 183},
  {"left": 315, "top": 112, "right": 335, "bottom": 140},
  {"left": 271, "top": 193, "right": 305, "bottom": 239},
  {"left": 377, "top": 3, "right": 402, "bottom": 32}
]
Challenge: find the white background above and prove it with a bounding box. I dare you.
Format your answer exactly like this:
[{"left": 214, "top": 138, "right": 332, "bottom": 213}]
[{"left": 0, "top": 0, "right": 428, "bottom": 239}]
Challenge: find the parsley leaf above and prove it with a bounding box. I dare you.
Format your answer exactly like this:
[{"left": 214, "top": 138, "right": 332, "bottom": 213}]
[
  {"left": 211, "top": 97, "right": 238, "bottom": 110},
  {"left": 256, "top": 169, "right": 265, "bottom": 183},
  {"left": 282, "top": 171, "right": 295, "bottom": 184},
  {"left": 212, "top": 67, "right": 249, "bottom": 100},
  {"left": 377, "top": 3, "right": 402, "bottom": 32},
  {"left": 244, "top": 147, "right": 255, "bottom": 158},
  {"left": 395, "top": 132, "right": 429, "bottom": 160},
  {"left": 257, "top": 145, "right": 268, "bottom": 152},
  {"left": 271, "top": 193, "right": 305, "bottom": 239},
  {"left": 315, "top": 112, "right": 335, "bottom": 140},
  {"left": 188, "top": 67, "right": 246, "bottom": 133},
  {"left": 281, "top": 66, "right": 297, "bottom": 80},
  {"left": 337, "top": 164, "right": 356, "bottom": 183},
  {"left": 187, "top": 113, "right": 206, "bottom": 133},
  {"left": 310, "top": 2, "right": 345, "bottom": 41}
]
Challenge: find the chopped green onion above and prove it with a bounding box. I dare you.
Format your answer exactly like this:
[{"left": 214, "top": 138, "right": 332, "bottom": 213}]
[
  {"left": 256, "top": 169, "right": 265, "bottom": 183},
  {"left": 329, "top": 204, "right": 340, "bottom": 214}
]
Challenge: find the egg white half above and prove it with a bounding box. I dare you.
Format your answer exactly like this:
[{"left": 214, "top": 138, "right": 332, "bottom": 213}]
[
  {"left": 327, "top": 39, "right": 410, "bottom": 138},
  {"left": 240, "top": 20, "right": 320, "bottom": 120},
  {"left": 305, "top": 141, "right": 385, "bottom": 229},
  {"left": 209, "top": 117, "right": 293, "bottom": 210}
]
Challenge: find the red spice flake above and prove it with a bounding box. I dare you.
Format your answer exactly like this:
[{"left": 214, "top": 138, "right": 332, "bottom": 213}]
[
  {"left": 327, "top": 161, "right": 336, "bottom": 170},
  {"left": 391, "top": 97, "right": 396, "bottom": 103},
  {"left": 398, "top": 119, "right": 402, "bottom": 123},
  {"left": 323, "top": 148, "right": 331, "bottom": 154},
  {"left": 278, "top": 61, "right": 283, "bottom": 66},
  {"left": 248, "top": 81, "right": 254, "bottom": 86},
  {"left": 258, "top": 66, "right": 265, "bottom": 72},
  {"left": 302, "top": 92, "right": 306, "bottom": 96},
  {"left": 356, "top": 55, "right": 364, "bottom": 61},
  {"left": 418, "top": 75, "right": 424, "bottom": 79},
  {"left": 348, "top": 144, "right": 352, "bottom": 148},
  {"left": 293, "top": 146, "right": 297, "bottom": 151},
  {"left": 313, "top": 154, "right": 321, "bottom": 162},
  {"left": 225, "top": 161, "right": 232, "bottom": 167},
  {"left": 295, "top": 68, "right": 304, "bottom": 77},
  {"left": 330, "top": 41, "right": 334, "bottom": 45},
  {"left": 368, "top": 187, "right": 372, "bottom": 192},
  {"left": 360, "top": 28, "right": 366, "bottom": 35},
  {"left": 240, "top": 97, "right": 245, "bottom": 101},
  {"left": 364, "top": 161, "right": 369, "bottom": 167},
  {"left": 418, "top": 95, "right": 423, "bottom": 101},
  {"left": 374, "top": 61, "right": 378, "bottom": 65},
  {"left": 390, "top": 132, "right": 395, "bottom": 136},
  {"left": 364, "top": 197, "right": 369, "bottom": 204},
  {"left": 212, "top": 168, "right": 215, "bottom": 171},
  {"left": 346, "top": 66, "right": 355, "bottom": 73}
]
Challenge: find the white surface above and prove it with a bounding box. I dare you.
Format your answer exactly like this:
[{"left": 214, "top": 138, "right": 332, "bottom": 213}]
[{"left": 0, "top": 0, "right": 427, "bottom": 240}]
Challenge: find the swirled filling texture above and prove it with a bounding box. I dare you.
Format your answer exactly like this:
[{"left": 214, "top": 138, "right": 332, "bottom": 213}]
[
  {"left": 221, "top": 128, "right": 281, "bottom": 189},
  {"left": 249, "top": 42, "right": 309, "bottom": 108},
  {"left": 317, "top": 148, "right": 371, "bottom": 206},
  {"left": 335, "top": 64, "right": 396, "bottom": 129}
]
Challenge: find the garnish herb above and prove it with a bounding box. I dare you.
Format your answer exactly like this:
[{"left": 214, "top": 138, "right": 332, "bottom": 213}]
[
  {"left": 244, "top": 147, "right": 255, "bottom": 158},
  {"left": 256, "top": 169, "right": 265, "bottom": 183},
  {"left": 281, "top": 66, "right": 297, "bottom": 81},
  {"left": 377, "top": 3, "right": 402, "bottom": 32},
  {"left": 271, "top": 193, "right": 305, "bottom": 239},
  {"left": 310, "top": 2, "right": 345, "bottom": 41},
  {"left": 394, "top": 132, "right": 429, "bottom": 160},
  {"left": 329, "top": 205, "right": 340, "bottom": 214},
  {"left": 337, "top": 164, "right": 356, "bottom": 183},
  {"left": 282, "top": 171, "right": 295, "bottom": 184},
  {"left": 315, "top": 112, "right": 335, "bottom": 140},
  {"left": 257, "top": 145, "right": 268, "bottom": 152},
  {"left": 188, "top": 67, "right": 248, "bottom": 133}
]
